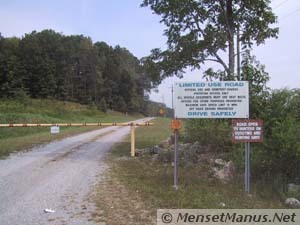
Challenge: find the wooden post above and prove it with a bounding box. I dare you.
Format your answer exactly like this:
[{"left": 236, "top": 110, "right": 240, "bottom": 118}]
[{"left": 131, "top": 124, "right": 135, "bottom": 157}]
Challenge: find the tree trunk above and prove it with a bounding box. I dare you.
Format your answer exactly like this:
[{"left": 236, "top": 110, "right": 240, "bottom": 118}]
[
  {"left": 228, "top": 37, "right": 235, "bottom": 80},
  {"left": 237, "top": 26, "right": 241, "bottom": 81},
  {"left": 226, "top": 0, "right": 235, "bottom": 80}
]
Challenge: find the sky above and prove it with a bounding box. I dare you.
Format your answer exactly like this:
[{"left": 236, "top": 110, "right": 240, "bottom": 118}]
[{"left": 0, "top": 0, "right": 299, "bottom": 107}]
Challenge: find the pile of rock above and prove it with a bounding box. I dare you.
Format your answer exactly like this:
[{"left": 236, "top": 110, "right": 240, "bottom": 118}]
[
  {"left": 212, "top": 159, "right": 235, "bottom": 183},
  {"left": 285, "top": 198, "right": 300, "bottom": 207},
  {"left": 135, "top": 137, "right": 237, "bottom": 183}
]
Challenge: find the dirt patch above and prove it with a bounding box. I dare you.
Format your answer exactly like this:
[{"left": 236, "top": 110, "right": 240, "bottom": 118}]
[
  {"left": 91, "top": 161, "right": 155, "bottom": 225},
  {"left": 48, "top": 129, "right": 117, "bottom": 163}
]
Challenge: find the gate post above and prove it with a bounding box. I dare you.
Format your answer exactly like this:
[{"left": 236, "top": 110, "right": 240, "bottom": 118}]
[{"left": 130, "top": 124, "right": 135, "bottom": 157}]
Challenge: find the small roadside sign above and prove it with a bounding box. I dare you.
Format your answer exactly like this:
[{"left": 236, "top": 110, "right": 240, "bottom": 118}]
[
  {"left": 171, "top": 119, "right": 182, "bottom": 130},
  {"left": 159, "top": 109, "right": 165, "bottom": 115},
  {"left": 232, "top": 119, "right": 263, "bottom": 143},
  {"left": 50, "top": 126, "right": 60, "bottom": 134}
]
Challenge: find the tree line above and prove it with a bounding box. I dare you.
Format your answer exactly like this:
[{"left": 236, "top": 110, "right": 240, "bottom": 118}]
[{"left": 0, "top": 29, "right": 163, "bottom": 114}]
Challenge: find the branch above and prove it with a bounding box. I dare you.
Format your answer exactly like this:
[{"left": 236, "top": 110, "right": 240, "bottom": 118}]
[
  {"left": 190, "top": 10, "right": 230, "bottom": 75},
  {"left": 218, "top": 0, "right": 234, "bottom": 38},
  {"left": 236, "top": 3, "right": 245, "bottom": 15},
  {"left": 191, "top": 14, "right": 206, "bottom": 37},
  {"left": 204, "top": 58, "right": 220, "bottom": 63},
  {"left": 213, "top": 52, "right": 230, "bottom": 74}
]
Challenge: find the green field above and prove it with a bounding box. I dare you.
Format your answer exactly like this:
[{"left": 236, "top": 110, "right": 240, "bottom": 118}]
[{"left": 0, "top": 98, "right": 142, "bottom": 158}]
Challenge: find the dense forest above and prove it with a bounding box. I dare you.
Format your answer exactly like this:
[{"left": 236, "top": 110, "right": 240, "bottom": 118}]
[{"left": 0, "top": 29, "right": 167, "bottom": 115}]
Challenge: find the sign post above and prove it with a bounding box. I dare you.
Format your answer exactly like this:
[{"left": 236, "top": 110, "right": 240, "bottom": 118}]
[
  {"left": 232, "top": 119, "right": 263, "bottom": 193},
  {"left": 174, "top": 129, "right": 179, "bottom": 190},
  {"left": 171, "top": 119, "right": 182, "bottom": 190},
  {"left": 245, "top": 142, "right": 250, "bottom": 193}
]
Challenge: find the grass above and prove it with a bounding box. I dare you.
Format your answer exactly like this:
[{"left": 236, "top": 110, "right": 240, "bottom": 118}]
[
  {"left": 93, "top": 117, "right": 284, "bottom": 224},
  {"left": 0, "top": 98, "right": 142, "bottom": 158},
  {"left": 111, "top": 117, "right": 172, "bottom": 157}
]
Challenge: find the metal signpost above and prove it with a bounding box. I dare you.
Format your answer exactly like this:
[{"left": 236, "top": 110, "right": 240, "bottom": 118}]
[
  {"left": 171, "top": 119, "right": 182, "bottom": 190},
  {"left": 232, "top": 119, "right": 263, "bottom": 193},
  {"left": 173, "top": 81, "right": 250, "bottom": 191}
]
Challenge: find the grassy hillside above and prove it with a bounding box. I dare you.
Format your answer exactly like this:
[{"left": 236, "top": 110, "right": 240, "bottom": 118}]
[{"left": 0, "top": 98, "right": 142, "bottom": 158}]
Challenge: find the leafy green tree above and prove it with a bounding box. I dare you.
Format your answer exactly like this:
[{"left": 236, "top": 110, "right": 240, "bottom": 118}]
[
  {"left": 113, "top": 96, "right": 127, "bottom": 113},
  {"left": 241, "top": 50, "right": 270, "bottom": 118},
  {"left": 18, "top": 30, "right": 60, "bottom": 98},
  {"left": 0, "top": 37, "right": 24, "bottom": 97},
  {"left": 141, "top": 0, "right": 278, "bottom": 81},
  {"left": 254, "top": 89, "right": 300, "bottom": 180},
  {"left": 98, "top": 97, "right": 108, "bottom": 113}
]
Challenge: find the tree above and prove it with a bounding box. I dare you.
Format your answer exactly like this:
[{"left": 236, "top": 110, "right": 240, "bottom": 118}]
[
  {"left": 98, "top": 97, "right": 108, "bottom": 113},
  {"left": 255, "top": 89, "right": 300, "bottom": 180},
  {"left": 241, "top": 50, "right": 270, "bottom": 118},
  {"left": 141, "top": 0, "right": 278, "bottom": 81},
  {"left": 112, "top": 96, "right": 127, "bottom": 113},
  {"left": 0, "top": 37, "right": 24, "bottom": 97}
]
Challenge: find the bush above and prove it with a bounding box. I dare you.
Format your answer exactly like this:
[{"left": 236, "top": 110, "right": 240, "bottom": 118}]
[
  {"left": 254, "top": 89, "right": 300, "bottom": 180},
  {"left": 184, "top": 119, "right": 232, "bottom": 152}
]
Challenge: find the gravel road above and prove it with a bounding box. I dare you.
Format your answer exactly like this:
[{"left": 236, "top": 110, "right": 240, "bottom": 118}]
[{"left": 0, "top": 118, "right": 151, "bottom": 225}]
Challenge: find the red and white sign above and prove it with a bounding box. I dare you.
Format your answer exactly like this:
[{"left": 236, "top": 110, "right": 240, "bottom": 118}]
[{"left": 232, "top": 119, "right": 263, "bottom": 143}]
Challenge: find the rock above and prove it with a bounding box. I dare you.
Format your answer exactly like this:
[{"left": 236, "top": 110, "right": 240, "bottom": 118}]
[
  {"left": 215, "top": 158, "right": 226, "bottom": 166},
  {"left": 219, "top": 202, "right": 226, "bottom": 207},
  {"left": 214, "top": 161, "right": 235, "bottom": 183},
  {"left": 150, "top": 145, "right": 162, "bottom": 154},
  {"left": 189, "top": 141, "right": 200, "bottom": 152},
  {"left": 135, "top": 148, "right": 144, "bottom": 157},
  {"left": 180, "top": 143, "right": 198, "bottom": 163},
  {"left": 180, "top": 143, "right": 192, "bottom": 150},
  {"left": 224, "top": 161, "right": 235, "bottom": 177},
  {"left": 288, "top": 183, "right": 300, "bottom": 193},
  {"left": 214, "top": 170, "right": 226, "bottom": 182},
  {"left": 151, "top": 154, "right": 159, "bottom": 161},
  {"left": 159, "top": 139, "right": 169, "bottom": 149},
  {"left": 285, "top": 198, "right": 300, "bottom": 207},
  {"left": 188, "top": 141, "right": 209, "bottom": 154}
]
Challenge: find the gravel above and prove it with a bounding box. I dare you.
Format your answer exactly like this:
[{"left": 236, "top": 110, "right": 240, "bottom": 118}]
[{"left": 0, "top": 118, "right": 151, "bottom": 225}]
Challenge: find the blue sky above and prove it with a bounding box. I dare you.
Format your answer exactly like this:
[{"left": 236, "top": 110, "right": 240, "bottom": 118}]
[
  {"left": 0, "top": 0, "right": 166, "bottom": 57},
  {"left": 1, "top": 0, "right": 299, "bottom": 107}
]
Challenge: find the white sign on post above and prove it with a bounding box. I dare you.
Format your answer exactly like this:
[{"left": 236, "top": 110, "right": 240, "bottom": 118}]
[
  {"left": 174, "top": 81, "right": 249, "bottom": 118},
  {"left": 50, "top": 126, "right": 60, "bottom": 134}
]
